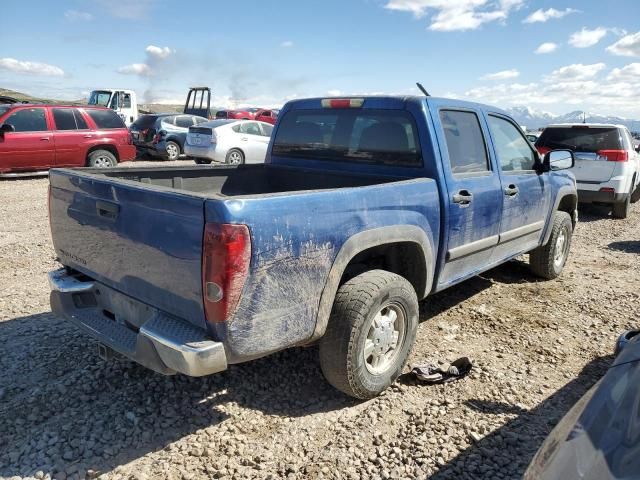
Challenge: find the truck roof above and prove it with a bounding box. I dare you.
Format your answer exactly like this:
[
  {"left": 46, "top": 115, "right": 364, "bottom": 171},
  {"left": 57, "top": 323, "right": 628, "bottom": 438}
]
[
  {"left": 544, "top": 123, "right": 627, "bottom": 129},
  {"left": 284, "top": 95, "right": 511, "bottom": 117}
]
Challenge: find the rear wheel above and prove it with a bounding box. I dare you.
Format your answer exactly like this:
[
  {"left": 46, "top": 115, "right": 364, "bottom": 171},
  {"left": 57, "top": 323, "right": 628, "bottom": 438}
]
[
  {"left": 87, "top": 150, "right": 117, "bottom": 168},
  {"left": 612, "top": 194, "right": 630, "bottom": 219},
  {"left": 226, "top": 149, "right": 245, "bottom": 165},
  {"left": 165, "top": 141, "right": 180, "bottom": 161},
  {"left": 529, "top": 211, "right": 573, "bottom": 279},
  {"left": 319, "top": 270, "right": 419, "bottom": 399}
]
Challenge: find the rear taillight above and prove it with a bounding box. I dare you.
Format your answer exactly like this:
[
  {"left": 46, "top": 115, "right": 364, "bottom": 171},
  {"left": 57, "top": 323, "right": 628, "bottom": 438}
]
[
  {"left": 321, "top": 98, "right": 364, "bottom": 108},
  {"left": 597, "top": 149, "right": 628, "bottom": 162},
  {"left": 202, "top": 223, "right": 251, "bottom": 324}
]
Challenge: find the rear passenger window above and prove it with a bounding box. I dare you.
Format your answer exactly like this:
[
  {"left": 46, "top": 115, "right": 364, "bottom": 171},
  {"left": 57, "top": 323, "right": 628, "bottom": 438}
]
[
  {"left": 4, "top": 108, "right": 48, "bottom": 132},
  {"left": 53, "top": 109, "right": 77, "bottom": 130},
  {"left": 488, "top": 115, "right": 537, "bottom": 171},
  {"left": 74, "top": 109, "right": 88, "bottom": 129},
  {"left": 439, "top": 110, "right": 489, "bottom": 175},
  {"left": 175, "top": 116, "right": 194, "bottom": 128},
  {"left": 86, "top": 109, "right": 125, "bottom": 129}
]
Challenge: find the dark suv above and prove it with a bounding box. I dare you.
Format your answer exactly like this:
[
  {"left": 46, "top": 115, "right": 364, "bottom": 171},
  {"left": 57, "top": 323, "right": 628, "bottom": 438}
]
[{"left": 130, "top": 114, "right": 208, "bottom": 160}]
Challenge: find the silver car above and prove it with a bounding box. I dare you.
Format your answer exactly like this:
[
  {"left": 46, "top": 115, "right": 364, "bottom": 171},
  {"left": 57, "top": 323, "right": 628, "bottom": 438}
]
[{"left": 184, "top": 119, "right": 273, "bottom": 165}]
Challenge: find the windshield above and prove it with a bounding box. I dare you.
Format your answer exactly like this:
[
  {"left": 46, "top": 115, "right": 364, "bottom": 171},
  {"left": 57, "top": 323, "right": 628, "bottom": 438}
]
[
  {"left": 536, "top": 126, "right": 623, "bottom": 152},
  {"left": 88, "top": 91, "right": 112, "bottom": 107},
  {"left": 272, "top": 108, "right": 422, "bottom": 167}
]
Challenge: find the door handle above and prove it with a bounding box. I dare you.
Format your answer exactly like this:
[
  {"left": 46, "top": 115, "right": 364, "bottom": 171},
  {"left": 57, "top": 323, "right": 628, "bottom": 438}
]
[
  {"left": 40, "top": 137, "right": 50, "bottom": 141},
  {"left": 96, "top": 200, "right": 119, "bottom": 220},
  {"left": 83, "top": 135, "right": 93, "bottom": 138},
  {"left": 452, "top": 190, "right": 473, "bottom": 205},
  {"left": 504, "top": 184, "right": 519, "bottom": 197},
  {"left": 240, "top": 137, "right": 248, "bottom": 141}
]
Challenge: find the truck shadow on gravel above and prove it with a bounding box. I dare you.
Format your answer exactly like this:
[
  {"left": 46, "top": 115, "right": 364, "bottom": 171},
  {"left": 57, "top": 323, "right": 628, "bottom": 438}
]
[
  {"left": 429, "top": 354, "right": 612, "bottom": 479},
  {"left": 608, "top": 240, "right": 640, "bottom": 254},
  {"left": 0, "top": 312, "right": 354, "bottom": 478}
]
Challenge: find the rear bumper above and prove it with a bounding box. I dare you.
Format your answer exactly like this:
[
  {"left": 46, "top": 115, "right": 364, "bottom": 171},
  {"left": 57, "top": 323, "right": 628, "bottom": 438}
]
[
  {"left": 49, "top": 268, "right": 227, "bottom": 376},
  {"left": 577, "top": 189, "right": 626, "bottom": 205},
  {"left": 118, "top": 144, "right": 137, "bottom": 162}
]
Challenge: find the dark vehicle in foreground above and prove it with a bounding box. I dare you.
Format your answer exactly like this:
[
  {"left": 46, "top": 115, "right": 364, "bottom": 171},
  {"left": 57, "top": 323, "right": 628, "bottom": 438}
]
[
  {"left": 130, "top": 113, "right": 208, "bottom": 160},
  {"left": 525, "top": 330, "right": 640, "bottom": 479},
  {"left": 48, "top": 96, "right": 577, "bottom": 398},
  {"left": 0, "top": 104, "right": 135, "bottom": 175}
]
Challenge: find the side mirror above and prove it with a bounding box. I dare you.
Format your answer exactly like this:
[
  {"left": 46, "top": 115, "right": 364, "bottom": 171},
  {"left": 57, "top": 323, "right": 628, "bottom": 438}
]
[
  {"left": 543, "top": 149, "right": 575, "bottom": 172},
  {"left": 635, "top": 144, "right": 640, "bottom": 153},
  {"left": 0, "top": 123, "right": 15, "bottom": 134}
]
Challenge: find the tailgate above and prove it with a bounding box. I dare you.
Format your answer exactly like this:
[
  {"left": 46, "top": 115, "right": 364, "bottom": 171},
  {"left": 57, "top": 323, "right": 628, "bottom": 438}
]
[
  {"left": 49, "top": 170, "right": 206, "bottom": 328},
  {"left": 573, "top": 151, "right": 617, "bottom": 183}
]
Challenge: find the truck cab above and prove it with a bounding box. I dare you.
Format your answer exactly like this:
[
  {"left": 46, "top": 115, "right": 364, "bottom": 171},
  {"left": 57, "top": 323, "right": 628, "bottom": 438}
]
[{"left": 88, "top": 89, "right": 138, "bottom": 127}]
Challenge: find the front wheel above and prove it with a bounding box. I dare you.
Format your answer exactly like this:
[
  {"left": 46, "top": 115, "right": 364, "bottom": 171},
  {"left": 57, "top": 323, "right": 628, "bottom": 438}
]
[
  {"left": 319, "top": 270, "right": 419, "bottom": 399},
  {"left": 165, "top": 141, "right": 180, "bottom": 161},
  {"left": 529, "top": 211, "right": 573, "bottom": 279}
]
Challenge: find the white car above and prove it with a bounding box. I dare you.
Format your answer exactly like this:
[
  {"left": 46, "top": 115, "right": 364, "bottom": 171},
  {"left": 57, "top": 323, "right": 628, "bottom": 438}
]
[
  {"left": 184, "top": 119, "right": 273, "bottom": 165},
  {"left": 536, "top": 123, "right": 640, "bottom": 219}
]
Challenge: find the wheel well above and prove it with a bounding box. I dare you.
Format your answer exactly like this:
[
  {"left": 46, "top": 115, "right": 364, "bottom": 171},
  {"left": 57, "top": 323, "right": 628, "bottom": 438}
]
[
  {"left": 87, "top": 145, "right": 119, "bottom": 164},
  {"left": 341, "top": 242, "right": 426, "bottom": 296},
  {"left": 557, "top": 194, "right": 577, "bottom": 227}
]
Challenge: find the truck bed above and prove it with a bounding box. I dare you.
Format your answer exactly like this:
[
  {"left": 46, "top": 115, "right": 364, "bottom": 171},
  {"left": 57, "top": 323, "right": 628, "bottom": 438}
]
[{"left": 94, "top": 164, "right": 403, "bottom": 197}]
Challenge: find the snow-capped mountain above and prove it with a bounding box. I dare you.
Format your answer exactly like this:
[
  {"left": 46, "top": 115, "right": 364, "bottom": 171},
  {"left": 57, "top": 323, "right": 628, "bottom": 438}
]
[{"left": 506, "top": 106, "right": 640, "bottom": 132}]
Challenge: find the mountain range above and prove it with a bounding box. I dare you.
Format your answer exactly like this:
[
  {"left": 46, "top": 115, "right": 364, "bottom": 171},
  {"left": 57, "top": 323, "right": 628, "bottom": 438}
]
[{"left": 506, "top": 106, "right": 640, "bottom": 132}]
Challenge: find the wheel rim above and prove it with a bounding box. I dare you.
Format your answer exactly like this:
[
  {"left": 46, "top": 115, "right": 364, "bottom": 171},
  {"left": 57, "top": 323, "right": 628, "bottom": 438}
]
[
  {"left": 554, "top": 226, "right": 569, "bottom": 268},
  {"left": 166, "top": 143, "right": 179, "bottom": 160},
  {"left": 94, "top": 156, "right": 112, "bottom": 168},
  {"left": 228, "top": 151, "right": 242, "bottom": 164},
  {"left": 364, "top": 302, "right": 407, "bottom": 375}
]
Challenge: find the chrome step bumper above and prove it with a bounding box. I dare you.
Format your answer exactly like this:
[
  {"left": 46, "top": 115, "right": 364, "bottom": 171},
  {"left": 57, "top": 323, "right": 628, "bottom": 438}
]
[{"left": 48, "top": 268, "right": 227, "bottom": 376}]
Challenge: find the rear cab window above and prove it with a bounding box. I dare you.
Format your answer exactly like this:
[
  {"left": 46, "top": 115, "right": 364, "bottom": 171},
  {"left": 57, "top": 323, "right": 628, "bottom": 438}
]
[
  {"left": 438, "top": 110, "right": 490, "bottom": 176},
  {"left": 272, "top": 109, "right": 422, "bottom": 167},
  {"left": 86, "top": 109, "right": 126, "bottom": 129},
  {"left": 536, "top": 126, "right": 624, "bottom": 152}
]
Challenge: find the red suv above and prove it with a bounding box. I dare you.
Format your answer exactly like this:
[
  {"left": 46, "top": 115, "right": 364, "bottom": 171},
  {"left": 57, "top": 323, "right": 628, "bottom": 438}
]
[{"left": 0, "top": 104, "right": 136, "bottom": 175}]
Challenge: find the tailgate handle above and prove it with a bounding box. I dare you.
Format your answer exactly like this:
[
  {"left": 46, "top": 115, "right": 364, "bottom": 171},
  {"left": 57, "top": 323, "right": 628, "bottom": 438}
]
[{"left": 96, "top": 200, "right": 120, "bottom": 220}]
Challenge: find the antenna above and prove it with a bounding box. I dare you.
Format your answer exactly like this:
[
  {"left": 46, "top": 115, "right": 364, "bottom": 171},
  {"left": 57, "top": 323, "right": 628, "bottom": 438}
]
[
  {"left": 416, "top": 82, "right": 430, "bottom": 97},
  {"left": 582, "top": 111, "right": 586, "bottom": 124}
]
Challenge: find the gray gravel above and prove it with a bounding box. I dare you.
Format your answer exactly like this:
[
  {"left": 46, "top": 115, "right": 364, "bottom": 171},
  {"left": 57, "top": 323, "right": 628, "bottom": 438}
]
[{"left": 1, "top": 171, "right": 638, "bottom": 479}]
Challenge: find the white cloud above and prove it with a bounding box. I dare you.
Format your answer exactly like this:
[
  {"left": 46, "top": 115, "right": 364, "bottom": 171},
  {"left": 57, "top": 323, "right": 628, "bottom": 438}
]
[
  {"left": 606, "top": 31, "right": 640, "bottom": 57},
  {"left": 94, "top": 0, "right": 156, "bottom": 19},
  {"left": 327, "top": 89, "right": 342, "bottom": 96},
  {"left": 535, "top": 42, "right": 558, "bottom": 54},
  {"left": 607, "top": 63, "right": 640, "bottom": 81},
  {"left": 145, "top": 45, "right": 173, "bottom": 60},
  {"left": 0, "top": 58, "right": 65, "bottom": 77},
  {"left": 117, "top": 63, "right": 151, "bottom": 76},
  {"left": 384, "top": 0, "right": 524, "bottom": 32},
  {"left": 523, "top": 7, "right": 577, "bottom": 24},
  {"left": 64, "top": 10, "right": 93, "bottom": 21},
  {"left": 545, "top": 63, "right": 606, "bottom": 82},
  {"left": 480, "top": 69, "right": 520, "bottom": 81},
  {"left": 117, "top": 45, "right": 174, "bottom": 77},
  {"left": 280, "top": 41, "right": 294, "bottom": 48},
  {"left": 569, "top": 27, "right": 607, "bottom": 48}
]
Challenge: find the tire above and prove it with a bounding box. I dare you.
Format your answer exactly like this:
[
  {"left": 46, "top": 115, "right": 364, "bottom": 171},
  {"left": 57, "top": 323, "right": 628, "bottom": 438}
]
[
  {"left": 165, "top": 141, "right": 180, "bottom": 161},
  {"left": 194, "top": 158, "right": 212, "bottom": 165},
  {"left": 319, "top": 269, "right": 419, "bottom": 399},
  {"left": 225, "top": 148, "right": 245, "bottom": 165},
  {"left": 87, "top": 149, "right": 117, "bottom": 168},
  {"left": 612, "top": 194, "right": 630, "bottom": 219},
  {"left": 529, "top": 211, "right": 573, "bottom": 280}
]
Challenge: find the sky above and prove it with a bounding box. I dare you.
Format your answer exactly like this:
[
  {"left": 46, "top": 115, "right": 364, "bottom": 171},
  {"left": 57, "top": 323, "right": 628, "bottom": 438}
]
[{"left": 1, "top": 0, "right": 640, "bottom": 117}]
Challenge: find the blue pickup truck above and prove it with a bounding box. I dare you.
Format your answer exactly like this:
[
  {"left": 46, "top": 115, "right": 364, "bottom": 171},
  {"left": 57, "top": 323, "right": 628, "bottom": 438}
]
[{"left": 48, "top": 96, "right": 577, "bottom": 399}]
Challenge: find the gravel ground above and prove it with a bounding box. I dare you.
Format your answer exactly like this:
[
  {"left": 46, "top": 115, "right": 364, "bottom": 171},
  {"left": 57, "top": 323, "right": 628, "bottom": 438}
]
[{"left": 1, "top": 166, "right": 639, "bottom": 480}]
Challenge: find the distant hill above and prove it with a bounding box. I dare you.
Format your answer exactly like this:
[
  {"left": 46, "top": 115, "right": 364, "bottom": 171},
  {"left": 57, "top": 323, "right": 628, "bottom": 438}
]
[
  {"left": 507, "top": 106, "right": 640, "bottom": 132},
  {"left": 0, "top": 88, "right": 85, "bottom": 105}
]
